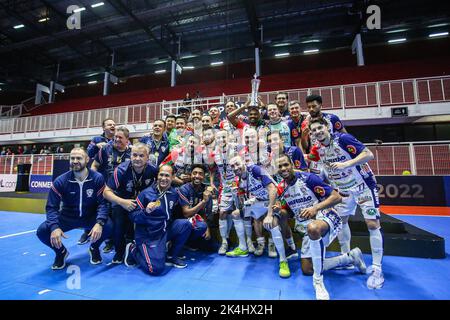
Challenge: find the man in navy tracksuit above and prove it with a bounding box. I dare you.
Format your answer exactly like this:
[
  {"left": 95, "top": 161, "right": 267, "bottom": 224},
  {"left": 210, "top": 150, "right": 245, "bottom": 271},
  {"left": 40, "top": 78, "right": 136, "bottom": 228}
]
[
  {"left": 124, "top": 165, "right": 191, "bottom": 275},
  {"left": 177, "top": 164, "right": 216, "bottom": 251},
  {"left": 103, "top": 143, "right": 158, "bottom": 264},
  {"left": 36, "top": 148, "right": 113, "bottom": 270}
]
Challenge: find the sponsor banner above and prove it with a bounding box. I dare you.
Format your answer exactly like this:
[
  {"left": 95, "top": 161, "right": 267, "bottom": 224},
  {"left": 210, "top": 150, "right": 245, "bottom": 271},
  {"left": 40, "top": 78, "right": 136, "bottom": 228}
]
[
  {"left": 29, "top": 175, "right": 53, "bottom": 193},
  {"left": 0, "top": 174, "right": 18, "bottom": 192},
  {"left": 377, "top": 176, "right": 447, "bottom": 207}
]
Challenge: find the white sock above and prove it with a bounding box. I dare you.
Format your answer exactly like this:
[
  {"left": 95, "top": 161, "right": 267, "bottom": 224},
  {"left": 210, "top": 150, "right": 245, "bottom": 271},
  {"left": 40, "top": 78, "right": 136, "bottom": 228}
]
[
  {"left": 219, "top": 219, "right": 228, "bottom": 242},
  {"left": 270, "top": 226, "right": 286, "bottom": 262},
  {"left": 337, "top": 222, "right": 351, "bottom": 254},
  {"left": 226, "top": 214, "right": 233, "bottom": 237},
  {"left": 244, "top": 218, "right": 253, "bottom": 240},
  {"left": 369, "top": 227, "right": 383, "bottom": 268},
  {"left": 268, "top": 237, "right": 274, "bottom": 246},
  {"left": 233, "top": 219, "right": 247, "bottom": 251},
  {"left": 257, "top": 237, "right": 265, "bottom": 246},
  {"left": 323, "top": 253, "right": 352, "bottom": 271},
  {"left": 310, "top": 238, "right": 325, "bottom": 278},
  {"left": 286, "top": 237, "right": 296, "bottom": 250}
]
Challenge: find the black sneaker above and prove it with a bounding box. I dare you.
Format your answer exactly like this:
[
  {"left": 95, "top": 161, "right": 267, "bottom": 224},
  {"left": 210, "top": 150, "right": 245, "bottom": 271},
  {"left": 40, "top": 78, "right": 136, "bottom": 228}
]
[
  {"left": 112, "top": 252, "right": 124, "bottom": 264},
  {"left": 286, "top": 247, "right": 299, "bottom": 260},
  {"left": 124, "top": 242, "right": 137, "bottom": 267},
  {"left": 89, "top": 246, "right": 102, "bottom": 265},
  {"left": 77, "top": 231, "right": 90, "bottom": 245},
  {"left": 52, "top": 248, "right": 69, "bottom": 270},
  {"left": 165, "top": 257, "right": 187, "bottom": 269},
  {"left": 103, "top": 240, "right": 114, "bottom": 253}
]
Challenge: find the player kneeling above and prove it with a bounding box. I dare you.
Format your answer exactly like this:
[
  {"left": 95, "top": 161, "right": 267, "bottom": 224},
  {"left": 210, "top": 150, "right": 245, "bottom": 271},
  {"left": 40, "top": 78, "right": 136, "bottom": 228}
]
[{"left": 275, "top": 155, "right": 366, "bottom": 300}]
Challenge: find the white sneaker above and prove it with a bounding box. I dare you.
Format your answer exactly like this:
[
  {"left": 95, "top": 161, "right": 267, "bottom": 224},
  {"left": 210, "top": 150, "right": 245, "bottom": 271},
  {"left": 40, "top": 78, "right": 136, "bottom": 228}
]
[
  {"left": 313, "top": 276, "right": 330, "bottom": 300},
  {"left": 268, "top": 241, "right": 277, "bottom": 258},
  {"left": 247, "top": 238, "right": 256, "bottom": 253},
  {"left": 218, "top": 241, "right": 228, "bottom": 255},
  {"left": 349, "top": 247, "right": 367, "bottom": 274},
  {"left": 254, "top": 242, "right": 265, "bottom": 256},
  {"left": 367, "top": 266, "right": 384, "bottom": 289}
]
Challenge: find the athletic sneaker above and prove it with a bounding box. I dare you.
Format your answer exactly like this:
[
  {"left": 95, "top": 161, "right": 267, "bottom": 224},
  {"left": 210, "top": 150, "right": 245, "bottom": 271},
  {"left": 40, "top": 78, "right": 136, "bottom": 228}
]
[
  {"left": 218, "top": 241, "right": 228, "bottom": 255},
  {"left": 111, "top": 252, "right": 124, "bottom": 264},
  {"left": 103, "top": 240, "right": 114, "bottom": 253},
  {"left": 77, "top": 231, "right": 90, "bottom": 245},
  {"left": 89, "top": 246, "right": 102, "bottom": 265},
  {"left": 226, "top": 247, "right": 249, "bottom": 257},
  {"left": 52, "top": 248, "right": 69, "bottom": 270},
  {"left": 367, "top": 266, "right": 384, "bottom": 289},
  {"left": 313, "top": 276, "right": 330, "bottom": 300},
  {"left": 279, "top": 261, "right": 291, "bottom": 278},
  {"left": 285, "top": 247, "right": 299, "bottom": 260},
  {"left": 124, "top": 243, "right": 137, "bottom": 267},
  {"left": 268, "top": 241, "right": 277, "bottom": 258},
  {"left": 349, "top": 247, "right": 367, "bottom": 274},
  {"left": 247, "top": 238, "right": 256, "bottom": 253},
  {"left": 166, "top": 257, "right": 187, "bottom": 268},
  {"left": 254, "top": 242, "right": 265, "bottom": 256}
]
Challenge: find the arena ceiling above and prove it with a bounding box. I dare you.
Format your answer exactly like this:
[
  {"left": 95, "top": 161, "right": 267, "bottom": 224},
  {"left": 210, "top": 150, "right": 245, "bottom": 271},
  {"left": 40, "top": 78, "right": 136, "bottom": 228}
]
[{"left": 0, "top": 0, "right": 449, "bottom": 93}]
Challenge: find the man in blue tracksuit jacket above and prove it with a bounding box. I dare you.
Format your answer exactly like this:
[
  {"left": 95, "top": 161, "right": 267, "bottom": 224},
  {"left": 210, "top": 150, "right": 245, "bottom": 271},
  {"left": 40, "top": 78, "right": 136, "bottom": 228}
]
[
  {"left": 86, "top": 118, "right": 116, "bottom": 159},
  {"left": 36, "top": 148, "right": 113, "bottom": 270},
  {"left": 124, "top": 165, "right": 191, "bottom": 275}
]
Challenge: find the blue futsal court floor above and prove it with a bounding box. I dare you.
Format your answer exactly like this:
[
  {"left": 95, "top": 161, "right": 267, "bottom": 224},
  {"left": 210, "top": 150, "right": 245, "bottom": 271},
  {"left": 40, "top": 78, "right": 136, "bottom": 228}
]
[{"left": 0, "top": 210, "right": 449, "bottom": 300}]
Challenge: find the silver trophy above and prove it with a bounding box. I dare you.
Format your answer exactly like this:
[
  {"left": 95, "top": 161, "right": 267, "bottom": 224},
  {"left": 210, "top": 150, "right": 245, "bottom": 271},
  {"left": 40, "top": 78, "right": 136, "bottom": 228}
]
[{"left": 249, "top": 73, "right": 261, "bottom": 107}]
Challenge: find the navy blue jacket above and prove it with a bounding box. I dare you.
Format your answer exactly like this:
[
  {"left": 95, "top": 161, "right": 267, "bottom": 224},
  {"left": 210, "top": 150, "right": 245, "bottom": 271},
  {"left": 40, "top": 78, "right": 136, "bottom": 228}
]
[
  {"left": 178, "top": 182, "right": 213, "bottom": 217},
  {"left": 45, "top": 169, "right": 108, "bottom": 232},
  {"left": 87, "top": 134, "right": 111, "bottom": 159},
  {"left": 139, "top": 135, "right": 170, "bottom": 167},
  {"left": 94, "top": 141, "right": 131, "bottom": 180},
  {"left": 106, "top": 161, "right": 158, "bottom": 205},
  {"left": 129, "top": 184, "right": 181, "bottom": 241}
]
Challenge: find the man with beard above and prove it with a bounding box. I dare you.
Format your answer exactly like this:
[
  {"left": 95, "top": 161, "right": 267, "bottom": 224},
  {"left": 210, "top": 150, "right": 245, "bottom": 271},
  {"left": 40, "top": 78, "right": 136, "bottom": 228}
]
[
  {"left": 124, "top": 165, "right": 192, "bottom": 273},
  {"left": 301, "top": 94, "right": 346, "bottom": 154},
  {"left": 275, "top": 92, "right": 290, "bottom": 119},
  {"left": 286, "top": 101, "right": 307, "bottom": 148},
  {"left": 267, "top": 103, "right": 291, "bottom": 148},
  {"left": 78, "top": 118, "right": 115, "bottom": 245},
  {"left": 168, "top": 116, "right": 190, "bottom": 151},
  {"left": 103, "top": 143, "right": 158, "bottom": 264},
  {"left": 201, "top": 114, "right": 213, "bottom": 131},
  {"left": 309, "top": 118, "right": 383, "bottom": 290},
  {"left": 140, "top": 120, "right": 170, "bottom": 168},
  {"left": 177, "top": 165, "right": 215, "bottom": 251},
  {"left": 275, "top": 154, "right": 365, "bottom": 299},
  {"left": 36, "top": 148, "right": 113, "bottom": 269},
  {"left": 208, "top": 106, "right": 221, "bottom": 129}
]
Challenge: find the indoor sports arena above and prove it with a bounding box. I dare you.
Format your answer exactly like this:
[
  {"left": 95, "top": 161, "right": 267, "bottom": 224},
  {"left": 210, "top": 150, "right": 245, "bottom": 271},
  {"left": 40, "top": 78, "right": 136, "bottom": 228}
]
[{"left": 0, "top": 0, "right": 449, "bottom": 302}]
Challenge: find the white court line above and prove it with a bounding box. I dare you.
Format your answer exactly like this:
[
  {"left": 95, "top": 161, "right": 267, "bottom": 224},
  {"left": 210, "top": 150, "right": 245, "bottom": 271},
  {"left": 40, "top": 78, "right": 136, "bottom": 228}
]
[
  {"left": 0, "top": 229, "right": 36, "bottom": 239},
  {"left": 38, "top": 289, "right": 51, "bottom": 295}
]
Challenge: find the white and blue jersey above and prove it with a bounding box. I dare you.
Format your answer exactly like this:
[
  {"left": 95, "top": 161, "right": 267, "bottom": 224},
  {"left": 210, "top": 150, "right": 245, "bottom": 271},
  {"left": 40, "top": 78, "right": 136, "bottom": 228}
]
[
  {"left": 237, "top": 164, "right": 276, "bottom": 202},
  {"left": 130, "top": 184, "right": 181, "bottom": 241},
  {"left": 139, "top": 135, "right": 170, "bottom": 167},
  {"left": 315, "top": 132, "right": 377, "bottom": 192},
  {"left": 94, "top": 141, "right": 131, "bottom": 180},
  {"left": 106, "top": 161, "right": 158, "bottom": 204},
  {"left": 315, "top": 132, "right": 380, "bottom": 219},
  {"left": 45, "top": 169, "right": 108, "bottom": 232}
]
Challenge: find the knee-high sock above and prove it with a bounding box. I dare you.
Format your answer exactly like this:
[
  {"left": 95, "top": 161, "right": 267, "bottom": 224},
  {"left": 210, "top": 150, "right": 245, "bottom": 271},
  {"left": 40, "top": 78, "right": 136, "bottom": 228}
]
[
  {"left": 257, "top": 237, "right": 265, "bottom": 246},
  {"left": 233, "top": 219, "right": 247, "bottom": 251},
  {"left": 219, "top": 219, "right": 228, "bottom": 241},
  {"left": 226, "top": 214, "right": 233, "bottom": 237},
  {"left": 286, "top": 237, "right": 296, "bottom": 250},
  {"left": 270, "top": 226, "right": 286, "bottom": 262},
  {"left": 369, "top": 227, "right": 383, "bottom": 268},
  {"left": 244, "top": 218, "right": 253, "bottom": 240},
  {"left": 323, "top": 253, "right": 352, "bottom": 271},
  {"left": 337, "top": 222, "right": 351, "bottom": 254},
  {"left": 310, "top": 238, "right": 325, "bottom": 279}
]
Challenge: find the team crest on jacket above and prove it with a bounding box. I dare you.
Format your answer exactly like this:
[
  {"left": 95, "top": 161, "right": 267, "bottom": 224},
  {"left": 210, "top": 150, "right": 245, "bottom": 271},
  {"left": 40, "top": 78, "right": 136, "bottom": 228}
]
[
  {"left": 145, "top": 179, "right": 151, "bottom": 186},
  {"left": 126, "top": 181, "right": 133, "bottom": 192},
  {"left": 86, "top": 189, "right": 94, "bottom": 198},
  {"left": 314, "top": 186, "right": 325, "bottom": 197},
  {"left": 335, "top": 121, "right": 342, "bottom": 130},
  {"left": 292, "top": 129, "right": 299, "bottom": 138},
  {"left": 346, "top": 145, "right": 357, "bottom": 155},
  {"left": 169, "top": 201, "right": 174, "bottom": 209}
]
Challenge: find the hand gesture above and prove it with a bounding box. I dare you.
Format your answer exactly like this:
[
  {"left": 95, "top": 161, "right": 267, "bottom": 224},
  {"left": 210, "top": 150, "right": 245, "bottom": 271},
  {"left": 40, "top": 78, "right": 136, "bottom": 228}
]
[
  {"left": 121, "top": 199, "right": 137, "bottom": 212},
  {"left": 329, "top": 162, "right": 349, "bottom": 171},
  {"left": 50, "top": 228, "right": 68, "bottom": 249},
  {"left": 300, "top": 206, "right": 318, "bottom": 219},
  {"left": 88, "top": 223, "right": 103, "bottom": 243}
]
